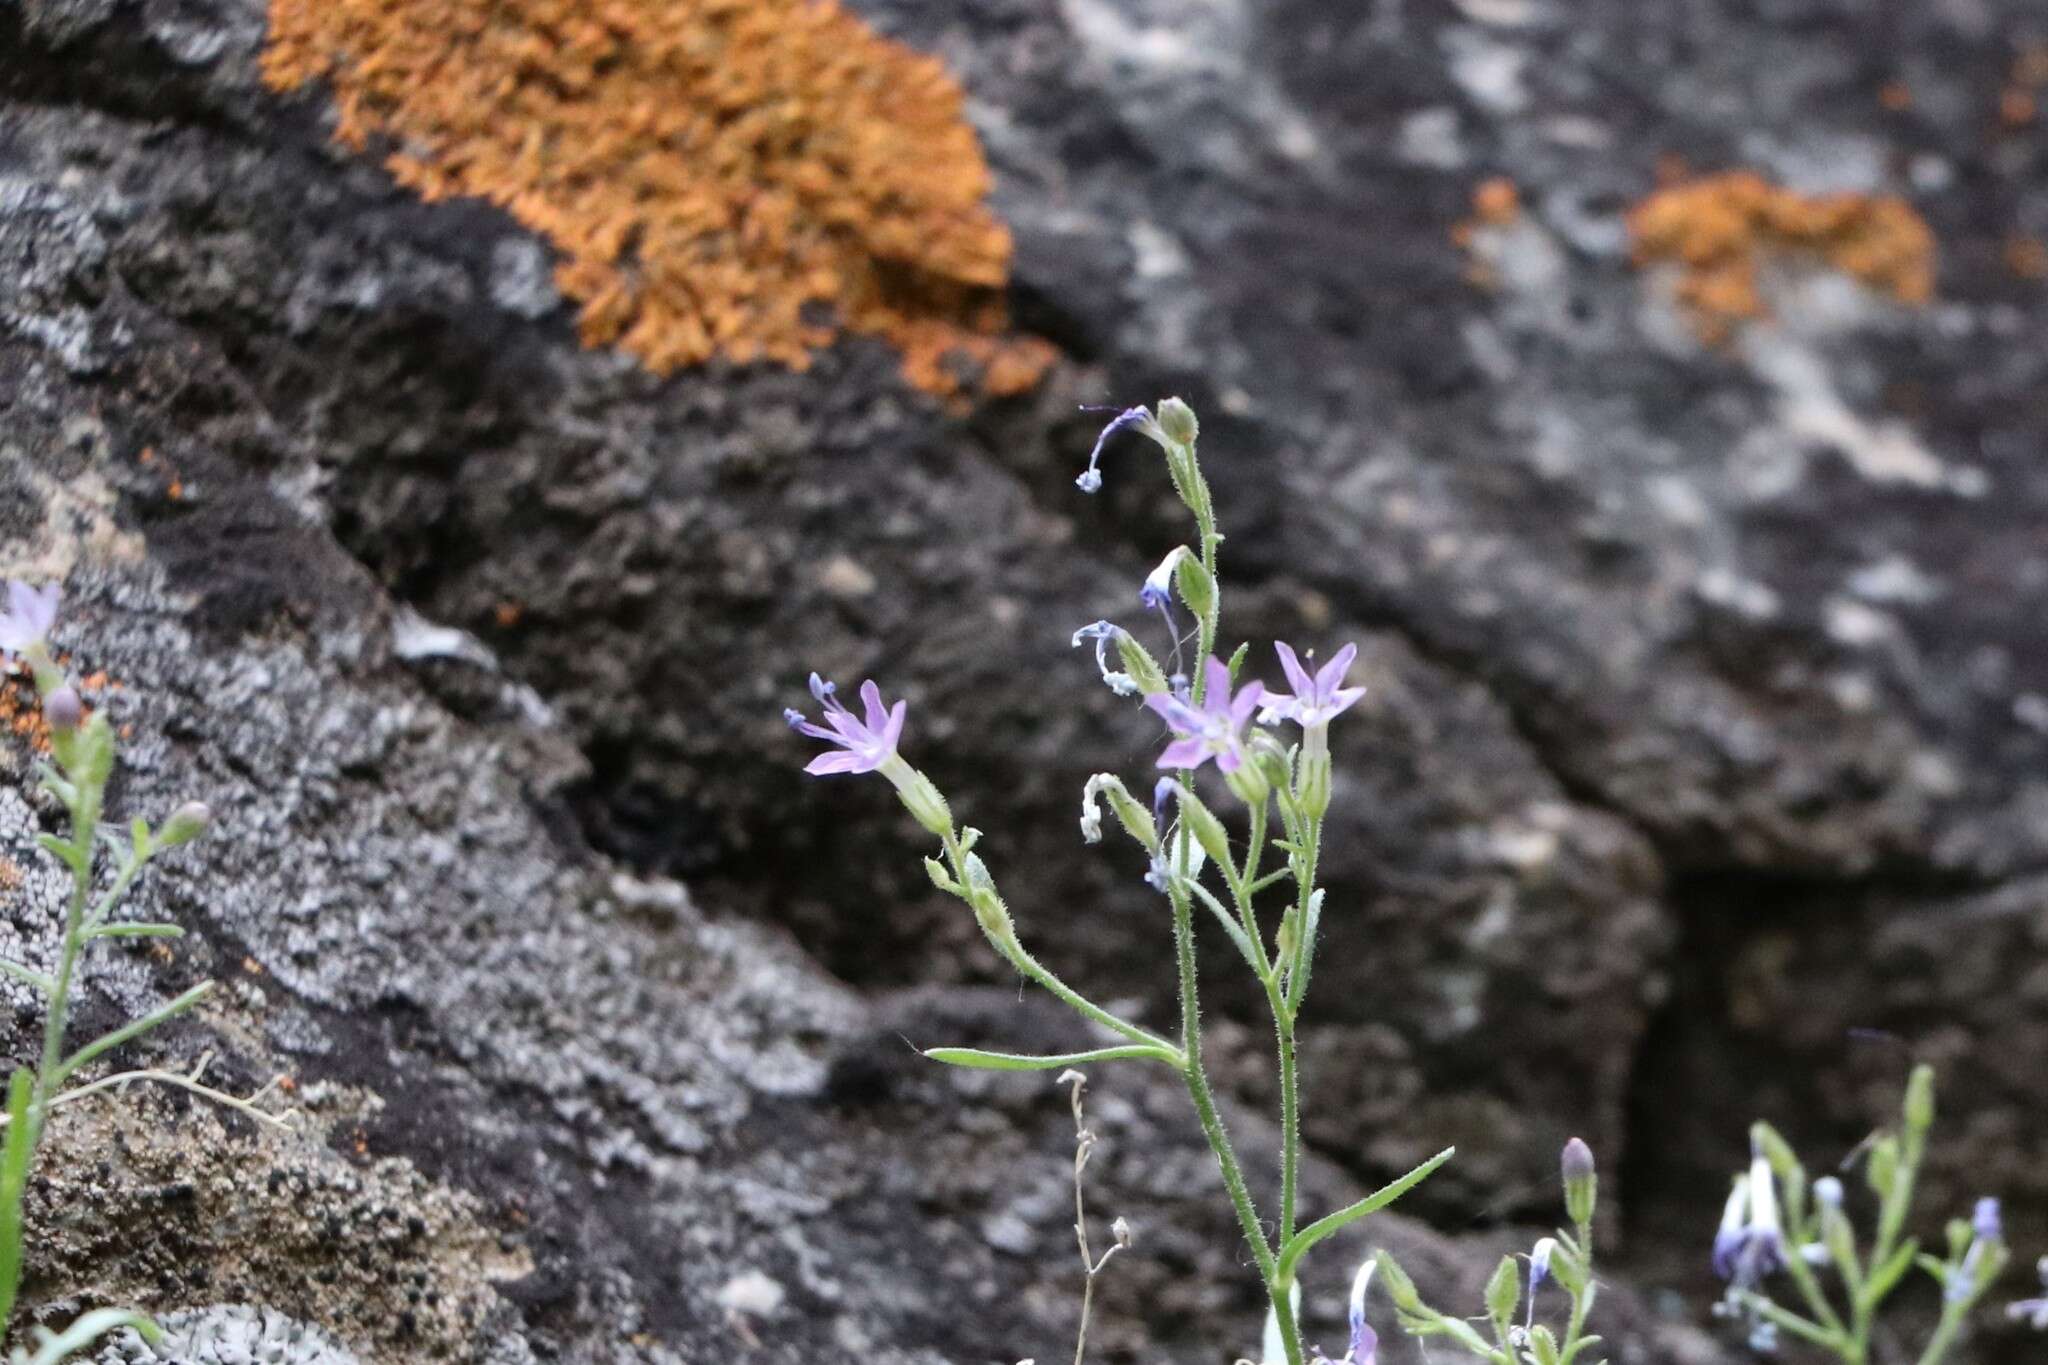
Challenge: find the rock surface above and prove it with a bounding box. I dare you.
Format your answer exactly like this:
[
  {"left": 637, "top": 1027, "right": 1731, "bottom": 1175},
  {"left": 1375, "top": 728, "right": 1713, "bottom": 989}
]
[{"left": 2, "top": 0, "right": 2046, "bottom": 1360}]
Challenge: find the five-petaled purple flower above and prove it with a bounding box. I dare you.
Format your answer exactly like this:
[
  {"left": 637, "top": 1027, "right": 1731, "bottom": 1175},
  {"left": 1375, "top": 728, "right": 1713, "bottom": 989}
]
[
  {"left": 1146, "top": 657, "right": 1262, "bottom": 772},
  {"left": 785, "top": 673, "right": 906, "bottom": 776},
  {"left": 1260, "top": 642, "right": 1366, "bottom": 729},
  {"left": 0, "top": 580, "right": 60, "bottom": 655},
  {"left": 1074, "top": 406, "right": 1162, "bottom": 494}
]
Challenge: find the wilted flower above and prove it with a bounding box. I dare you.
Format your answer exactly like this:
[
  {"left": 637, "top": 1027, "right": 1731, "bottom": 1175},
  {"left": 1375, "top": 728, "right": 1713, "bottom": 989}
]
[
  {"left": 1974, "top": 1196, "right": 2003, "bottom": 1245},
  {"left": 1071, "top": 620, "right": 1140, "bottom": 698},
  {"left": 0, "top": 580, "right": 60, "bottom": 655},
  {"left": 785, "top": 674, "right": 906, "bottom": 776},
  {"left": 2008, "top": 1257, "right": 2048, "bottom": 1331},
  {"left": 1713, "top": 1152, "right": 1784, "bottom": 1290},
  {"left": 1146, "top": 657, "right": 1262, "bottom": 773},
  {"left": 1073, "top": 405, "right": 1164, "bottom": 494},
  {"left": 1258, "top": 642, "right": 1366, "bottom": 729}
]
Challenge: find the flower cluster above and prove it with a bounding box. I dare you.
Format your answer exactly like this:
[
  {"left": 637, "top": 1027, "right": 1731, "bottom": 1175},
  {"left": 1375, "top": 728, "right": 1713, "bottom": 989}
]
[
  {"left": 783, "top": 397, "right": 1443, "bottom": 1365},
  {"left": 1706, "top": 1069, "right": 2013, "bottom": 1362}
]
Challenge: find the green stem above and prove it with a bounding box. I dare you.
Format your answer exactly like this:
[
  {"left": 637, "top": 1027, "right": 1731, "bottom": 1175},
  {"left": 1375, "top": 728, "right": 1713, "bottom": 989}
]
[
  {"left": 1169, "top": 869, "right": 1291, "bottom": 1363},
  {"left": 1275, "top": 1004, "right": 1299, "bottom": 1246},
  {"left": 33, "top": 858, "right": 92, "bottom": 1141},
  {"left": 1913, "top": 1305, "right": 1967, "bottom": 1365}
]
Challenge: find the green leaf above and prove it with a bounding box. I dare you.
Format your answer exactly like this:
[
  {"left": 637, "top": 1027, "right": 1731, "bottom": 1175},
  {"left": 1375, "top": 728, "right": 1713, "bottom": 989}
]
[
  {"left": 52, "top": 982, "right": 213, "bottom": 1087},
  {"left": 0, "top": 1069, "right": 36, "bottom": 1339},
  {"left": 1276, "top": 1146, "right": 1455, "bottom": 1280},
  {"left": 83, "top": 923, "right": 185, "bottom": 942},
  {"left": 1226, "top": 640, "right": 1250, "bottom": 683},
  {"left": 923, "top": 1043, "right": 1184, "bottom": 1072},
  {"left": 24, "top": 1308, "right": 159, "bottom": 1365},
  {"left": 0, "top": 962, "right": 53, "bottom": 994}
]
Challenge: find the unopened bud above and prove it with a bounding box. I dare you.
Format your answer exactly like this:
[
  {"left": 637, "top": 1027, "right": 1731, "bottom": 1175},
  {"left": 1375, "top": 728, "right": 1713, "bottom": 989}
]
[
  {"left": 1484, "top": 1254, "right": 1521, "bottom": 1330},
  {"left": 1904, "top": 1064, "right": 1936, "bottom": 1132},
  {"left": 1155, "top": 397, "right": 1199, "bottom": 446},
  {"left": 1975, "top": 1197, "right": 2003, "bottom": 1245},
  {"left": 1562, "top": 1136, "right": 1597, "bottom": 1229},
  {"left": 1813, "top": 1176, "right": 1843, "bottom": 1209},
  {"left": 1111, "top": 1217, "right": 1133, "bottom": 1248},
  {"left": 157, "top": 801, "right": 211, "bottom": 847},
  {"left": 42, "top": 686, "right": 80, "bottom": 735},
  {"left": 1374, "top": 1250, "right": 1421, "bottom": 1312}
]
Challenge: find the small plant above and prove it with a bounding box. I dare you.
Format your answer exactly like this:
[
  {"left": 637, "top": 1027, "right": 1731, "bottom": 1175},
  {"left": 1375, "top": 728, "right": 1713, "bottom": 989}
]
[
  {"left": 785, "top": 400, "right": 1451, "bottom": 1364},
  {"left": 1708, "top": 1065, "right": 2008, "bottom": 1364},
  {"left": 0, "top": 581, "right": 288, "bottom": 1362},
  {"left": 1371, "top": 1137, "right": 1605, "bottom": 1365}
]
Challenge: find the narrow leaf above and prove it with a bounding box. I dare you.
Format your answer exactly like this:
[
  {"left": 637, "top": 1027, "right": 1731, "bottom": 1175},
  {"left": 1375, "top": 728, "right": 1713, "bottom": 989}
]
[
  {"left": 0, "top": 961, "right": 53, "bottom": 994},
  {"left": 53, "top": 982, "right": 213, "bottom": 1086},
  {"left": 0, "top": 1069, "right": 36, "bottom": 1338},
  {"left": 1277, "top": 1146, "right": 1456, "bottom": 1278},
  {"left": 923, "top": 1043, "right": 1184, "bottom": 1072},
  {"left": 24, "top": 1308, "right": 160, "bottom": 1365},
  {"left": 84, "top": 923, "right": 185, "bottom": 942}
]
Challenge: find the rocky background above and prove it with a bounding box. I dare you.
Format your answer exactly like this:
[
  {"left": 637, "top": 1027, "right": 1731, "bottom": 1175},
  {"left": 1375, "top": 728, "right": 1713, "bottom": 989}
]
[{"left": 3, "top": 0, "right": 2047, "bottom": 1360}]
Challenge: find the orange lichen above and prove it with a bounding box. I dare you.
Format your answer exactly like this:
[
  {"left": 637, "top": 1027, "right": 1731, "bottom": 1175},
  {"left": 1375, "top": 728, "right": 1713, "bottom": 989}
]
[
  {"left": 2006, "top": 234, "right": 2048, "bottom": 281},
  {"left": 1472, "top": 177, "right": 1521, "bottom": 227},
  {"left": 1879, "top": 80, "right": 1913, "bottom": 113},
  {"left": 1627, "top": 171, "right": 1935, "bottom": 343},
  {"left": 261, "top": 0, "right": 1054, "bottom": 398}
]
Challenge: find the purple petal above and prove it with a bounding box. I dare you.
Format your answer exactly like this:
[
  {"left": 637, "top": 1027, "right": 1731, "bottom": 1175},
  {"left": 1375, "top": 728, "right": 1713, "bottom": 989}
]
[
  {"left": 859, "top": 680, "right": 888, "bottom": 735},
  {"left": 1274, "top": 641, "right": 1314, "bottom": 699},
  {"left": 1330, "top": 685, "right": 1368, "bottom": 715},
  {"left": 1145, "top": 692, "right": 1205, "bottom": 735},
  {"left": 1214, "top": 745, "right": 1243, "bottom": 773},
  {"left": 1351, "top": 1318, "right": 1377, "bottom": 1365},
  {"left": 880, "top": 699, "right": 907, "bottom": 753},
  {"left": 1227, "top": 680, "right": 1265, "bottom": 727},
  {"left": 1156, "top": 738, "right": 1209, "bottom": 769},
  {"left": 1201, "top": 657, "right": 1233, "bottom": 709},
  {"left": 791, "top": 717, "right": 845, "bottom": 744},
  {"left": 805, "top": 751, "right": 867, "bottom": 776},
  {"left": 1315, "top": 643, "right": 1359, "bottom": 698}
]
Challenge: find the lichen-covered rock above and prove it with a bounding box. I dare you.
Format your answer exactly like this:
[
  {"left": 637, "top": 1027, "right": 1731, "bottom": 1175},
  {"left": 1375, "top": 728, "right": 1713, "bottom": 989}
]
[{"left": 97, "top": 1305, "right": 361, "bottom": 1365}]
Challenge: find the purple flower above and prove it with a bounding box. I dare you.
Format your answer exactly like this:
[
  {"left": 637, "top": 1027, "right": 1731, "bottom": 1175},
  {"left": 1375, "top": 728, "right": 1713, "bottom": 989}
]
[
  {"left": 1074, "top": 405, "right": 1163, "bottom": 494},
  {"left": 1145, "top": 656, "right": 1262, "bottom": 772},
  {"left": 1713, "top": 1156, "right": 1785, "bottom": 1289},
  {"left": 1072, "top": 620, "right": 1139, "bottom": 697},
  {"left": 785, "top": 673, "right": 906, "bottom": 776},
  {"left": 1259, "top": 642, "right": 1366, "bottom": 728},
  {"left": 1346, "top": 1259, "right": 1378, "bottom": 1365},
  {"left": 0, "top": 580, "right": 60, "bottom": 654}
]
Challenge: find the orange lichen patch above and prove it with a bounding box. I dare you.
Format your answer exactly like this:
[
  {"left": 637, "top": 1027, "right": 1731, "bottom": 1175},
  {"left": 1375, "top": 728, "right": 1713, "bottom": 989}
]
[
  {"left": 0, "top": 665, "right": 116, "bottom": 755},
  {"left": 1472, "top": 177, "right": 1521, "bottom": 227},
  {"left": 2000, "top": 87, "right": 2037, "bottom": 129},
  {"left": 1879, "top": 80, "right": 1913, "bottom": 113},
  {"left": 261, "top": 0, "right": 1054, "bottom": 399},
  {"left": 2006, "top": 234, "right": 2048, "bottom": 281},
  {"left": 1627, "top": 171, "right": 1936, "bottom": 343}
]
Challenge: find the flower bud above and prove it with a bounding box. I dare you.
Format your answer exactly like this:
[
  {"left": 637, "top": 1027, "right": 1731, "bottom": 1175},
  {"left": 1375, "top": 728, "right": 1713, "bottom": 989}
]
[
  {"left": 1904, "top": 1064, "right": 1936, "bottom": 1132},
  {"left": 157, "top": 800, "right": 212, "bottom": 847},
  {"left": 1975, "top": 1197, "right": 2003, "bottom": 1245},
  {"left": 923, "top": 856, "right": 959, "bottom": 894},
  {"left": 1484, "top": 1254, "right": 1521, "bottom": 1332},
  {"left": 1867, "top": 1135, "right": 1899, "bottom": 1201},
  {"left": 1155, "top": 397, "right": 1198, "bottom": 446},
  {"left": 1374, "top": 1250, "right": 1421, "bottom": 1312},
  {"left": 42, "top": 686, "right": 80, "bottom": 735},
  {"left": 1561, "top": 1136, "right": 1597, "bottom": 1229},
  {"left": 1224, "top": 758, "right": 1270, "bottom": 809},
  {"left": 1111, "top": 1217, "right": 1133, "bottom": 1248},
  {"left": 1172, "top": 552, "right": 1216, "bottom": 621},
  {"left": 1167, "top": 783, "right": 1234, "bottom": 874}
]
